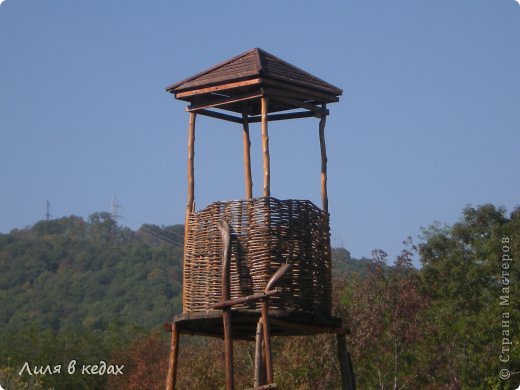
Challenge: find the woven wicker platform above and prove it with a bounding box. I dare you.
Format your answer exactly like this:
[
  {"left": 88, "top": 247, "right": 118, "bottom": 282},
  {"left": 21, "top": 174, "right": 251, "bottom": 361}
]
[{"left": 183, "top": 197, "right": 332, "bottom": 316}]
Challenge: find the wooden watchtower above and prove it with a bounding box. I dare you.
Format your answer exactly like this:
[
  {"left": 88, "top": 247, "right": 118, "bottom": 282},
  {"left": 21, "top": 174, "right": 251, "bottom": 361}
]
[{"left": 165, "top": 48, "right": 355, "bottom": 390}]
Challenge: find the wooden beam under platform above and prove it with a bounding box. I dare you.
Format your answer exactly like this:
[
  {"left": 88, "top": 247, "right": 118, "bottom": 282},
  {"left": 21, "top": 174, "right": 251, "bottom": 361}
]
[{"left": 165, "top": 310, "right": 345, "bottom": 338}]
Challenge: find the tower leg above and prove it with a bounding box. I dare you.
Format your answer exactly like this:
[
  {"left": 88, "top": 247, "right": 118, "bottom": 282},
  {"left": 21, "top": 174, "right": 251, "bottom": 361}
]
[
  {"left": 223, "top": 309, "right": 235, "bottom": 390},
  {"left": 218, "top": 221, "right": 234, "bottom": 390},
  {"left": 261, "top": 301, "right": 274, "bottom": 385},
  {"left": 336, "top": 333, "right": 355, "bottom": 390},
  {"left": 254, "top": 319, "right": 265, "bottom": 387},
  {"left": 166, "top": 323, "right": 180, "bottom": 390}
]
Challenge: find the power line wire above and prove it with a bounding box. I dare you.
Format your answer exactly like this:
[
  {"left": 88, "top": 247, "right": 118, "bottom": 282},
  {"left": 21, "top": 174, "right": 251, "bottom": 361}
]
[
  {"left": 119, "top": 216, "right": 183, "bottom": 248},
  {"left": 117, "top": 212, "right": 183, "bottom": 249},
  {"left": 120, "top": 205, "right": 185, "bottom": 242}
]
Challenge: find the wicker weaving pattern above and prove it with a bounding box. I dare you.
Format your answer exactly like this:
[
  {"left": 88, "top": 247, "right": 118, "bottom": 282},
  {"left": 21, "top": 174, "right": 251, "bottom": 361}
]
[{"left": 183, "top": 197, "right": 332, "bottom": 316}]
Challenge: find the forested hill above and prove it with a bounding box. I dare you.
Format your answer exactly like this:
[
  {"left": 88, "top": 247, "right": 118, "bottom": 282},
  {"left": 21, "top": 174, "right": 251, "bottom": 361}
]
[
  {"left": 0, "top": 213, "right": 366, "bottom": 334},
  {"left": 0, "top": 213, "right": 186, "bottom": 333}
]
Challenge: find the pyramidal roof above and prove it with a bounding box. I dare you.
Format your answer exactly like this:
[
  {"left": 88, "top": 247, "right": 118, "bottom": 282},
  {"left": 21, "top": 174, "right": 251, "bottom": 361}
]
[{"left": 166, "top": 48, "right": 342, "bottom": 97}]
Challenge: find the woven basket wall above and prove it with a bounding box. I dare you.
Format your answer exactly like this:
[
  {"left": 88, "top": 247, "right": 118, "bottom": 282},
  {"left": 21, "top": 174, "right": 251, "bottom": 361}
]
[{"left": 183, "top": 197, "right": 332, "bottom": 316}]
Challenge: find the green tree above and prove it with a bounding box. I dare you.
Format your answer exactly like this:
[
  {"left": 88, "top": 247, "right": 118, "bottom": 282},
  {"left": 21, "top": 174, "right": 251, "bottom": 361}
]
[{"left": 418, "top": 204, "right": 520, "bottom": 388}]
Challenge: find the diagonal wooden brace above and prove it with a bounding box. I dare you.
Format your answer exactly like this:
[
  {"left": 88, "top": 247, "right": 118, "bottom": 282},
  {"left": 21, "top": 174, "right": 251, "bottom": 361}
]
[{"left": 260, "top": 263, "right": 291, "bottom": 386}]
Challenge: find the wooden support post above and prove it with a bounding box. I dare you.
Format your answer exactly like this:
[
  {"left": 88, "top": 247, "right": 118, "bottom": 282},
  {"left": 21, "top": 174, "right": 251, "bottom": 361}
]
[
  {"left": 186, "top": 111, "right": 196, "bottom": 214},
  {"left": 165, "top": 323, "right": 180, "bottom": 390},
  {"left": 242, "top": 106, "right": 253, "bottom": 199},
  {"left": 182, "top": 111, "right": 197, "bottom": 307},
  {"left": 223, "top": 310, "right": 234, "bottom": 390},
  {"left": 218, "top": 221, "right": 234, "bottom": 390},
  {"left": 336, "top": 334, "right": 356, "bottom": 390},
  {"left": 262, "top": 336, "right": 268, "bottom": 384},
  {"left": 318, "top": 105, "right": 328, "bottom": 213},
  {"left": 261, "top": 96, "right": 270, "bottom": 197},
  {"left": 254, "top": 319, "right": 265, "bottom": 387},
  {"left": 261, "top": 301, "right": 274, "bottom": 384}
]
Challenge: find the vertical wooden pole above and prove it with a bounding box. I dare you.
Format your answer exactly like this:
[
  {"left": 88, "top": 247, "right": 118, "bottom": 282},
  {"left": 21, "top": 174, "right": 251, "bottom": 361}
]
[
  {"left": 318, "top": 105, "right": 328, "bottom": 213},
  {"left": 242, "top": 105, "right": 253, "bottom": 199},
  {"left": 261, "top": 300, "right": 274, "bottom": 384},
  {"left": 165, "top": 323, "right": 180, "bottom": 390},
  {"left": 182, "top": 112, "right": 197, "bottom": 308},
  {"left": 223, "top": 311, "right": 234, "bottom": 390},
  {"left": 337, "top": 334, "right": 356, "bottom": 390},
  {"left": 261, "top": 96, "right": 270, "bottom": 198},
  {"left": 186, "top": 111, "right": 196, "bottom": 214},
  {"left": 218, "top": 221, "right": 234, "bottom": 390},
  {"left": 254, "top": 319, "right": 265, "bottom": 387}
]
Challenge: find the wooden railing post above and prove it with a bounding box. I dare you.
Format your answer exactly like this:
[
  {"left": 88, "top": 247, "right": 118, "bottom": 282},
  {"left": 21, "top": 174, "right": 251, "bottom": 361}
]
[
  {"left": 242, "top": 105, "right": 253, "bottom": 199},
  {"left": 261, "top": 96, "right": 270, "bottom": 198},
  {"left": 183, "top": 111, "right": 197, "bottom": 308},
  {"left": 318, "top": 105, "right": 328, "bottom": 213}
]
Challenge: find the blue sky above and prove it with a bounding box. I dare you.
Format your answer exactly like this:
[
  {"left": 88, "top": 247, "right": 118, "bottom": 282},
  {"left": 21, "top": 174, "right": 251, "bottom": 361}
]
[{"left": 1, "top": 0, "right": 519, "bottom": 262}]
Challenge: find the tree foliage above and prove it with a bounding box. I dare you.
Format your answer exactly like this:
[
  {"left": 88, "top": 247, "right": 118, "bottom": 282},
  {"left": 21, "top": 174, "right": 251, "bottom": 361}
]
[
  {"left": 0, "top": 214, "right": 183, "bottom": 334},
  {"left": 417, "top": 204, "right": 520, "bottom": 388}
]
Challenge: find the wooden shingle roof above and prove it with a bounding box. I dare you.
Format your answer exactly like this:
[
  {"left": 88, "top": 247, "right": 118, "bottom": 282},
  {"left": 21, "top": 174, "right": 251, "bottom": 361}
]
[
  {"left": 166, "top": 48, "right": 342, "bottom": 119},
  {"left": 167, "top": 48, "right": 342, "bottom": 97}
]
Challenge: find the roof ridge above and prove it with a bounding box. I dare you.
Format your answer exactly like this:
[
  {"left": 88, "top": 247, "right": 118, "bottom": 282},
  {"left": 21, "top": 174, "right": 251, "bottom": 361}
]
[
  {"left": 253, "top": 47, "right": 263, "bottom": 74},
  {"left": 257, "top": 48, "right": 341, "bottom": 93}
]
